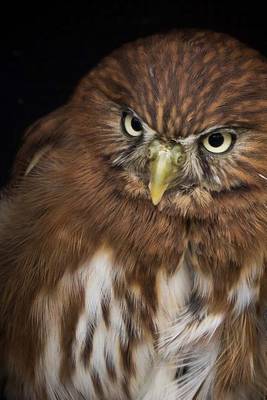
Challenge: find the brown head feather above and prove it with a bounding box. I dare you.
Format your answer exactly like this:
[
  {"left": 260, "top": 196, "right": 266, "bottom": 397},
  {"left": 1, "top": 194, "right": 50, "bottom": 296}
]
[{"left": 1, "top": 30, "right": 266, "bottom": 399}]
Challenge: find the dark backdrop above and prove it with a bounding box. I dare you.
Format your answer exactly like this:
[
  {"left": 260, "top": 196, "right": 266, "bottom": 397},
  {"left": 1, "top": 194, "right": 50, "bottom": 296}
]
[
  {"left": 2, "top": 2, "right": 267, "bottom": 190},
  {"left": 2, "top": 2, "right": 267, "bottom": 189},
  {"left": 1, "top": 1, "right": 267, "bottom": 398}
]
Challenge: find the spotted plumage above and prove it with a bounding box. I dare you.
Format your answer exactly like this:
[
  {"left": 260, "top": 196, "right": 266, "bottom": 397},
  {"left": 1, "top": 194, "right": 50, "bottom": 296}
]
[{"left": 0, "top": 30, "right": 267, "bottom": 399}]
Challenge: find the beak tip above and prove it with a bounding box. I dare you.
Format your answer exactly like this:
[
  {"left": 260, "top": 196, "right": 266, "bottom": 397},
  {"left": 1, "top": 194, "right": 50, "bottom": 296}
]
[
  {"left": 151, "top": 199, "right": 160, "bottom": 206},
  {"left": 151, "top": 195, "right": 162, "bottom": 206},
  {"left": 149, "top": 184, "right": 165, "bottom": 206}
]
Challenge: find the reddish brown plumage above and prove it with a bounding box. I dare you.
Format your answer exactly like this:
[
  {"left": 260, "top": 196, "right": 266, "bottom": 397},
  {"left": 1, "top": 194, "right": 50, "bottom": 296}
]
[{"left": 0, "top": 30, "right": 267, "bottom": 399}]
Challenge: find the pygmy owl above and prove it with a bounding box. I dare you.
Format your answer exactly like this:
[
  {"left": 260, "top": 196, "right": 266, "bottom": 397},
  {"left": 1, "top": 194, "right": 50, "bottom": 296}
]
[{"left": 0, "top": 30, "right": 267, "bottom": 400}]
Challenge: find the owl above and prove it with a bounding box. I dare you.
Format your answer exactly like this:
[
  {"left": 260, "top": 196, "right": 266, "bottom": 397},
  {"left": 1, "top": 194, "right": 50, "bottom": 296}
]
[{"left": 0, "top": 30, "right": 267, "bottom": 400}]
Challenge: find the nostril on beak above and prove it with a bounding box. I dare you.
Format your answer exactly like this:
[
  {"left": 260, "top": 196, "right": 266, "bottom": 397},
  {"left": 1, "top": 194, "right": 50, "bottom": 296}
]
[
  {"left": 147, "top": 148, "right": 153, "bottom": 159},
  {"left": 147, "top": 145, "right": 159, "bottom": 161},
  {"left": 171, "top": 144, "right": 185, "bottom": 166},
  {"left": 173, "top": 154, "right": 183, "bottom": 165}
]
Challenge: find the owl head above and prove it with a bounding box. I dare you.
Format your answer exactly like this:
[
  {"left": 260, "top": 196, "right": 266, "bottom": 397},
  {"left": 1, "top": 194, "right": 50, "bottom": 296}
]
[{"left": 15, "top": 30, "right": 267, "bottom": 223}]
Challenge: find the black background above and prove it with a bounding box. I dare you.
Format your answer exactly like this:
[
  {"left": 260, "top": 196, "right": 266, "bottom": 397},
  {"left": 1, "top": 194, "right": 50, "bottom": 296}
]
[
  {"left": 1, "top": 1, "right": 267, "bottom": 398},
  {"left": 2, "top": 2, "right": 267, "bottom": 190}
]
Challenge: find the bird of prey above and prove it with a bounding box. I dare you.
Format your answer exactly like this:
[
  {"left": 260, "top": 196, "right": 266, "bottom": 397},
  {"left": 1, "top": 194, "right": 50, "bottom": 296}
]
[{"left": 0, "top": 30, "right": 266, "bottom": 400}]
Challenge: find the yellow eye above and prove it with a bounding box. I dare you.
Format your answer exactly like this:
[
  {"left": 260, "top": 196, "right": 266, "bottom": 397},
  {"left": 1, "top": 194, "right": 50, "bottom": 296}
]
[
  {"left": 122, "top": 113, "right": 143, "bottom": 137},
  {"left": 202, "top": 131, "right": 233, "bottom": 153}
]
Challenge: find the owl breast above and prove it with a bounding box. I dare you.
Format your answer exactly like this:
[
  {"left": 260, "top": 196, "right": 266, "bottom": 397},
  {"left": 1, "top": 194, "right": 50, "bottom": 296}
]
[{"left": 31, "top": 247, "right": 191, "bottom": 400}]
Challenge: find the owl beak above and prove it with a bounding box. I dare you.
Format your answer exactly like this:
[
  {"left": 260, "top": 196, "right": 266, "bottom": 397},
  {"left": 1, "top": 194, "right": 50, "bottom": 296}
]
[{"left": 148, "top": 140, "right": 184, "bottom": 206}]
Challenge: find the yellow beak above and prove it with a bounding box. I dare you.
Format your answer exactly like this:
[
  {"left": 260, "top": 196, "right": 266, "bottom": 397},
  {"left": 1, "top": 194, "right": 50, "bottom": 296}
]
[{"left": 148, "top": 140, "right": 184, "bottom": 205}]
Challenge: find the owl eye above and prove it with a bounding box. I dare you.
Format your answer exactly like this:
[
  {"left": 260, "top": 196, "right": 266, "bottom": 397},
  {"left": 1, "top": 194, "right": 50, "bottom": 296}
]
[
  {"left": 122, "top": 112, "right": 144, "bottom": 137},
  {"left": 202, "top": 131, "right": 233, "bottom": 154}
]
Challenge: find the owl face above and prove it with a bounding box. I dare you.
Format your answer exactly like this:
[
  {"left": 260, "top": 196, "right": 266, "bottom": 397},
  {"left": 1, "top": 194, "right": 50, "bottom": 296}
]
[
  {"left": 69, "top": 31, "right": 267, "bottom": 217},
  {"left": 113, "top": 109, "right": 242, "bottom": 199}
]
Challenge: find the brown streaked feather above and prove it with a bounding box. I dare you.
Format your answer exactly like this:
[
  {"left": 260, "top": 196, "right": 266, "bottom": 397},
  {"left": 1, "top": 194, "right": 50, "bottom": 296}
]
[{"left": 1, "top": 29, "right": 267, "bottom": 399}]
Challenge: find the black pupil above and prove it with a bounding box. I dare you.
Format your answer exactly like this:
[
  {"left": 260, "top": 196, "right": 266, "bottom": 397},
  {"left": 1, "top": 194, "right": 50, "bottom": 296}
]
[
  {"left": 208, "top": 133, "right": 224, "bottom": 147},
  {"left": 131, "top": 117, "right": 142, "bottom": 131}
]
